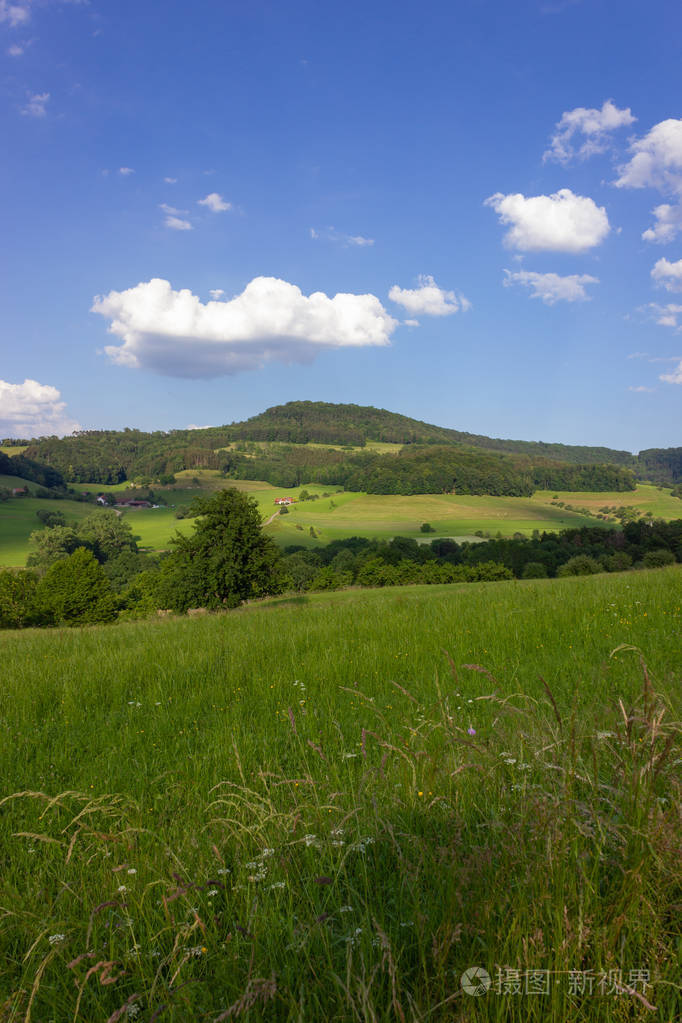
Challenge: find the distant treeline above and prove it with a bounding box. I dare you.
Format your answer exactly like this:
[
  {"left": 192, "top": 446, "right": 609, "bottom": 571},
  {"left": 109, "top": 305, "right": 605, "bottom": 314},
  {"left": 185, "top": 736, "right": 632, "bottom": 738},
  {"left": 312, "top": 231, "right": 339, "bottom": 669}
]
[
  {"left": 22, "top": 434, "right": 636, "bottom": 496},
  {"left": 15, "top": 400, "right": 681, "bottom": 488},
  {"left": 0, "top": 450, "right": 65, "bottom": 490},
  {"left": 281, "top": 519, "right": 682, "bottom": 590},
  {"left": 230, "top": 444, "right": 636, "bottom": 495}
]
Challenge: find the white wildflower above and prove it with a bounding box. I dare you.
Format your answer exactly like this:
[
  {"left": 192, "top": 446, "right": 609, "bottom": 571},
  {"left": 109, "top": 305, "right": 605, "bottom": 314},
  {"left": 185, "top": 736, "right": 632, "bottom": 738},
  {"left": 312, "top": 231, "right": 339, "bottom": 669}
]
[
  {"left": 117, "top": 885, "right": 127, "bottom": 893},
  {"left": 207, "top": 889, "right": 218, "bottom": 897},
  {"left": 127, "top": 868, "right": 137, "bottom": 875},
  {"left": 48, "top": 933, "right": 65, "bottom": 945},
  {"left": 339, "top": 905, "right": 354, "bottom": 913}
]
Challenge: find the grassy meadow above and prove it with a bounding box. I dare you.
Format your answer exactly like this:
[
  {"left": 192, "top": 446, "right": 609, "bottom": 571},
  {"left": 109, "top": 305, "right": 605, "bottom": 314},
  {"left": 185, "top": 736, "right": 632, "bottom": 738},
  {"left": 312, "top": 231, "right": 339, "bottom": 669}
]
[
  {"left": 1, "top": 567, "right": 680, "bottom": 1019},
  {"left": 3, "top": 472, "right": 681, "bottom": 567}
]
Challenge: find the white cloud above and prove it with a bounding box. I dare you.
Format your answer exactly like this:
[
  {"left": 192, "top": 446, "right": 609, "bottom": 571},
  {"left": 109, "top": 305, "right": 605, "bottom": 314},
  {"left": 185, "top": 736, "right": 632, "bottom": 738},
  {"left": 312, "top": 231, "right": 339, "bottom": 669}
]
[
  {"left": 164, "top": 214, "right": 192, "bottom": 231},
  {"left": 615, "top": 118, "right": 682, "bottom": 192},
  {"left": 310, "top": 226, "right": 374, "bottom": 247},
  {"left": 209, "top": 289, "right": 225, "bottom": 300},
  {"left": 543, "top": 99, "right": 635, "bottom": 164},
  {"left": 21, "top": 91, "right": 49, "bottom": 117},
  {"left": 164, "top": 176, "right": 178, "bottom": 184},
  {"left": 388, "top": 275, "right": 469, "bottom": 316},
  {"left": 118, "top": 167, "right": 134, "bottom": 176},
  {"left": 503, "top": 269, "right": 599, "bottom": 304},
  {"left": 160, "top": 202, "right": 192, "bottom": 230},
  {"left": 642, "top": 203, "right": 682, "bottom": 244},
  {"left": 0, "top": 2, "right": 30, "bottom": 27},
  {"left": 485, "top": 189, "right": 610, "bottom": 252},
  {"left": 615, "top": 119, "right": 682, "bottom": 242},
  {"left": 661, "top": 362, "right": 682, "bottom": 384},
  {"left": 403, "top": 318, "right": 420, "bottom": 327},
  {"left": 628, "top": 385, "right": 655, "bottom": 392},
  {"left": 0, "top": 379, "right": 80, "bottom": 438},
  {"left": 198, "top": 192, "right": 231, "bottom": 213},
  {"left": 91, "top": 276, "right": 397, "bottom": 378},
  {"left": 644, "top": 302, "right": 682, "bottom": 331},
  {"left": 7, "top": 41, "right": 24, "bottom": 55},
  {"left": 651, "top": 257, "right": 682, "bottom": 292},
  {"left": 187, "top": 423, "right": 214, "bottom": 430}
]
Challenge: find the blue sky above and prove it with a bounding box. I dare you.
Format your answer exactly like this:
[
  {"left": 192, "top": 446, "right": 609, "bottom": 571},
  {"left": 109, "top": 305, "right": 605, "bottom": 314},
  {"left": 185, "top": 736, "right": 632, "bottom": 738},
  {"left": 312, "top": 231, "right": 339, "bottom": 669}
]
[{"left": 1, "top": 0, "right": 681, "bottom": 451}]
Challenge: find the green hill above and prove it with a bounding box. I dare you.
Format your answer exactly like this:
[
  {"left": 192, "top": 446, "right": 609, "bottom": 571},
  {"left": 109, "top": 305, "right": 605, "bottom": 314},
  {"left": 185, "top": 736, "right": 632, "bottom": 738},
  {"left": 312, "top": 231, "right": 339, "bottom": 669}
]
[{"left": 14, "top": 400, "right": 680, "bottom": 487}]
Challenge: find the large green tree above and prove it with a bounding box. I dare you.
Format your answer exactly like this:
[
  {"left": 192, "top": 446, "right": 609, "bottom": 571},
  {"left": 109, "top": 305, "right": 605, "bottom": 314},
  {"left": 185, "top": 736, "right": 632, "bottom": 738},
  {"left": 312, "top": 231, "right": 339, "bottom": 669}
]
[
  {"left": 77, "top": 510, "right": 138, "bottom": 562},
  {"left": 157, "top": 488, "right": 284, "bottom": 611}
]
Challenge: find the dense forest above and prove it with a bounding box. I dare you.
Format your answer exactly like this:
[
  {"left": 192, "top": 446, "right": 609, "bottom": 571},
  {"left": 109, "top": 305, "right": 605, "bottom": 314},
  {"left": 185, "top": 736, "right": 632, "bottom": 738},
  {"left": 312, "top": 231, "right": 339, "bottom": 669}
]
[
  {"left": 12, "top": 400, "right": 678, "bottom": 489},
  {"left": 0, "top": 450, "right": 65, "bottom": 490}
]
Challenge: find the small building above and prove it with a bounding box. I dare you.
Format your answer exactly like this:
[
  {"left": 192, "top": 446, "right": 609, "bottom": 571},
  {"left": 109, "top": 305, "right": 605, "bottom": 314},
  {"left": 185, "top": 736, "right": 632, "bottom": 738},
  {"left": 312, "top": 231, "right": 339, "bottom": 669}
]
[
  {"left": 274, "top": 497, "right": 294, "bottom": 506},
  {"left": 96, "top": 495, "right": 108, "bottom": 505}
]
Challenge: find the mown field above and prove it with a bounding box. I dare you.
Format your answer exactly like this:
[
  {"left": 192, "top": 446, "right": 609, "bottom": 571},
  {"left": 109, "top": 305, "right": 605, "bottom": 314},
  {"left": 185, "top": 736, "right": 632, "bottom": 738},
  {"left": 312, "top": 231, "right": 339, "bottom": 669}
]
[
  {"left": 0, "top": 568, "right": 680, "bottom": 1020},
  {"left": 3, "top": 473, "right": 680, "bottom": 566}
]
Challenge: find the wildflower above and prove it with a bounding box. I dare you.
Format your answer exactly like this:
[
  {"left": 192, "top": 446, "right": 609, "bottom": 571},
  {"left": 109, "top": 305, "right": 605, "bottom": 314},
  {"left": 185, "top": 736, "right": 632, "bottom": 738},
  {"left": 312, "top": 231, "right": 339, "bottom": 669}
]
[
  {"left": 127, "top": 868, "right": 137, "bottom": 875},
  {"left": 48, "top": 933, "right": 66, "bottom": 945},
  {"left": 217, "top": 867, "right": 231, "bottom": 875},
  {"left": 117, "top": 885, "right": 127, "bottom": 893},
  {"left": 339, "top": 905, "right": 354, "bottom": 913},
  {"left": 268, "top": 881, "right": 287, "bottom": 890},
  {"left": 467, "top": 727, "right": 476, "bottom": 736},
  {"left": 125, "top": 1006, "right": 141, "bottom": 1018},
  {"left": 261, "top": 848, "right": 275, "bottom": 858},
  {"left": 207, "top": 889, "right": 218, "bottom": 897},
  {"left": 303, "top": 834, "right": 318, "bottom": 847}
]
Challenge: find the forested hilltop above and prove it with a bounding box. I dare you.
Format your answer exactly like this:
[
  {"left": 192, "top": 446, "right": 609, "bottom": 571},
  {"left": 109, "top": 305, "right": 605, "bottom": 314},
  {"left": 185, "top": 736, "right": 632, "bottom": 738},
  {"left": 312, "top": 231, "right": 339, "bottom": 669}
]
[{"left": 13, "top": 400, "right": 679, "bottom": 491}]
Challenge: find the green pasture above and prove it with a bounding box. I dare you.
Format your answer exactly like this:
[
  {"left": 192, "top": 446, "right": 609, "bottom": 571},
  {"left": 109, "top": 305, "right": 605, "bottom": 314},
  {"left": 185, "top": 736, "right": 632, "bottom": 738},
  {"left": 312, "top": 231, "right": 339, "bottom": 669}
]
[
  {"left": 531, "top": 483, "right": 681, "bottom": 518},
  {"left": 0, "top": 445, "right": 28, "bottom": 457},
  {"left": 2, "top": 477, "right": 681, "bottom": 566},
  {"left": 265, "top": 490, "right": 600, "bottom": 546},
  {"left": 0, "top": 489, "right": 99, "bottom": 567},
  {"left": 0, "top": 567, "right": 680, "bottom": 1019}
]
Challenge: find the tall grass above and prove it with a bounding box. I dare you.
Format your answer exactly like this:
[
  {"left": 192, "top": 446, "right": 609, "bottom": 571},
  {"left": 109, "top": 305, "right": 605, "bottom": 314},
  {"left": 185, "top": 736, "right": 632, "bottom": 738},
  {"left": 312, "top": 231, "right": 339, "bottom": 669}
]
[{"left": 0, "top": 568, "right": 680, "bottom": 1020}]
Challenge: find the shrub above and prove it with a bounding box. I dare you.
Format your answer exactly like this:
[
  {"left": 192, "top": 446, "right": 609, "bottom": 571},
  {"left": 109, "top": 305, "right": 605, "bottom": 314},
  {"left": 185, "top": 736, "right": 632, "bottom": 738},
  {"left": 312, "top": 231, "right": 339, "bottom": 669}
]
[
  {"left": 35, "top": 548, "right": 117, "bottom": 625},
  {"left": 522, "top": 561, "right": 548, "bottom": 579},
  {"left": 556, "top": 555, "right": 602, "bottom": 577},
  {"left": 641, "top": 548, "right": 676, "bottom": 568}
]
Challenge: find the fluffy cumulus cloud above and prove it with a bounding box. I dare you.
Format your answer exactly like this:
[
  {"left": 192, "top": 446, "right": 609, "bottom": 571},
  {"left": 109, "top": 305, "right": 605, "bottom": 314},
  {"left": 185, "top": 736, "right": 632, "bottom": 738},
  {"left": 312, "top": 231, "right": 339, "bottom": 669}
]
[
  {"left": 388, "top": 275, "right": 470, "bottom": 316},
  {"left": 543, "top": 99, "right": 635, "bottom": 164},
  {"left": 21, "top": 91, "right": 49, "bottom": 117},
  {"left": 198, "top": 192, "right": 231, "bottom": 212},
  {"left": 485, "top": 189, "right": 610, "bottom": 252},
  {"left": 615, "top": 119, "right": 682, "bottom": 242},
  {"left": 0, "top": 379, "right": 80, "bottom": 438},
  {"left": 615, "top": 119, "right": 682, "bottom": 192},
  {"left": 91, "top": 277, "right": 398, "bottom": 378},
  {"left": 651, "top": 257, "right": 682, "bottom": 292},
  {"left": 642, "top": 203, "right": 682, "bottom": 244},
  {"left": 503, "top": 269, "right": 599, "bottom": 304}
]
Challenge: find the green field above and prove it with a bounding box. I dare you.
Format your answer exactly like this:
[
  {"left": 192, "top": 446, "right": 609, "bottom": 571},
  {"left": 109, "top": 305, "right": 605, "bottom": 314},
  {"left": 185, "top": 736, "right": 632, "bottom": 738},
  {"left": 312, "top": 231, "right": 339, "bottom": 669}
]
[
  {"left": 0, "top": 567, "right": 680, "bottom": 1019},
  {"left": 2, "top": 473, "right": 681, "bottom": 567}
]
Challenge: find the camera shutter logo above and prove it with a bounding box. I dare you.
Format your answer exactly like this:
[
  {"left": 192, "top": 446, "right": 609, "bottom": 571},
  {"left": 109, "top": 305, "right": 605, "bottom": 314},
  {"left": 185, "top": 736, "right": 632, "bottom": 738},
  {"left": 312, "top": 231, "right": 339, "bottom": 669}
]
[{"left": 460, "top": 966, "right": 492, "bottom": 996}]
